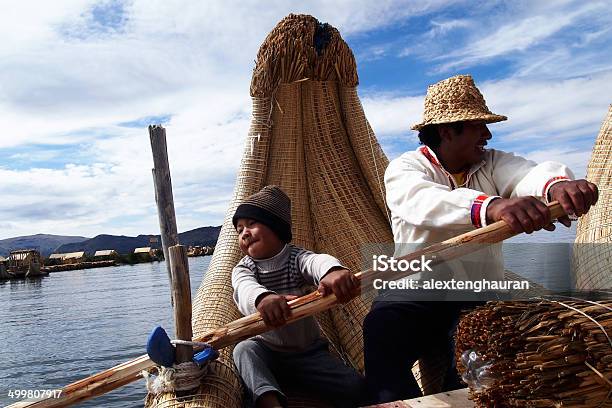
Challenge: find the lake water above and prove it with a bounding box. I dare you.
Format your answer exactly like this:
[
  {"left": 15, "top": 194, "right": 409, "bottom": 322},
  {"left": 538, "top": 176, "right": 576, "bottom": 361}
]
[
  {"left": 0, "top": 257, "right": 209, "bottom": 407},
  {"left": 0, "top": 225, "right": 585, "bottom": 407}
]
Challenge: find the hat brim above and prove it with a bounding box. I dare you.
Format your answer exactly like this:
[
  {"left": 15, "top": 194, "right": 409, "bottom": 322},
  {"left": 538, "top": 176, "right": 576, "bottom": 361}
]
[{"left": 411, "top": 113, "right": 507, "bottom": 131}]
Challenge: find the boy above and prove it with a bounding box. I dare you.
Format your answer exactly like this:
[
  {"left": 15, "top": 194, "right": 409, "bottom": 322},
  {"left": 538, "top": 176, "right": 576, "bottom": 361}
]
[{"left": 231, "top": 185, "right": 364, "bottom": 408}]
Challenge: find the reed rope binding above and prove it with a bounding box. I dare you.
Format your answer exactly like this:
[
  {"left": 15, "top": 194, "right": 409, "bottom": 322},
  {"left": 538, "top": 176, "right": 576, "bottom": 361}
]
[{"left": 143, "top": 362, "right": 209, "bottom": 395}]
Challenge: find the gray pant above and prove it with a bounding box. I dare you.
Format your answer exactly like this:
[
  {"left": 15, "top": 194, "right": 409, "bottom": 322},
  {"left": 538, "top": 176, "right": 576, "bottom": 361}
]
[{"left": 233, "top": 338, "right": 365, "bottom": 408}]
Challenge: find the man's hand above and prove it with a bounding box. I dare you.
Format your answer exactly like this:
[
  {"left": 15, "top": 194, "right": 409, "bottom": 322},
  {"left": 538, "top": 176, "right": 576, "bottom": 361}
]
[
  {"left": 548, "top": 180, "right": 598, "bottom": 227},
  {"left": 318, "top": 267, "right": 360, "bottom": 303},
  {"left": 256, "top": 293, "right": 298, "bottom": 327},
  {"left": 486, "top": 196, "right": 555, "bottom": 234}
]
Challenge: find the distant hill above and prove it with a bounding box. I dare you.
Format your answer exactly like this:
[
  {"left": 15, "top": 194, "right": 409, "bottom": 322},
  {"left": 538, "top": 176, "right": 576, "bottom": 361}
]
[
  {"left": 0, "top": 234, "right": 90, "bottom": 257},
  {"left": 55, "top": 226, "right": 221, "bottom": 256}
]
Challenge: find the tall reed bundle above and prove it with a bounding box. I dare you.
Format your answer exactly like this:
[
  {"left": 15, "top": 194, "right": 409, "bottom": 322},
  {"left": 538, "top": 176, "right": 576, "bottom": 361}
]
[
  {"left": 145, "top": 14, "right": 391, "bottom": 407},
  {"left": 574, "top": 105, "right": 612, "bottom": 290},
  {"left": 455, "top": 299, "right": 612, "bottom": 407}
]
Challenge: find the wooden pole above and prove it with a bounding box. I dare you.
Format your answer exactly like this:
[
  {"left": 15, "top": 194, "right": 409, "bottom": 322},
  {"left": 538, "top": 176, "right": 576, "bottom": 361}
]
[
  {"left": 149, "top": 125, "right": 195, "bottom": 395},
  {"left": 169, "top": 245, "right": 194, "bottom": 364},
  {"left": 8, "top": 202, "right": 566, "bottom": 408},
  {"left": 149, "top": 125, "right": 179, "bottom": 296}
]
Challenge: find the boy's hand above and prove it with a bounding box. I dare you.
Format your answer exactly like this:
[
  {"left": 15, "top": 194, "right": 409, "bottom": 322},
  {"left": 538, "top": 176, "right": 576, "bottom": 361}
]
[
  {"left": 318, "top": 268, "right": 360, "bottom": 303},
  {"left": 256, "top": 293, "right": 298, "bottom": 327}
]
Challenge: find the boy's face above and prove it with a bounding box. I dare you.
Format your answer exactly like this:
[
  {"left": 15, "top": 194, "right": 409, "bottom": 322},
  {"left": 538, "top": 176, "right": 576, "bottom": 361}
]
[{"left": 236, "top": 218, "right": 284, "bottom": 259}]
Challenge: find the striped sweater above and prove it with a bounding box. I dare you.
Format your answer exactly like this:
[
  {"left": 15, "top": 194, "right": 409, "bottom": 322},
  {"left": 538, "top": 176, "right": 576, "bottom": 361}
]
[{"left": 232, "top": 244, "right": 343, "bottom": 351}]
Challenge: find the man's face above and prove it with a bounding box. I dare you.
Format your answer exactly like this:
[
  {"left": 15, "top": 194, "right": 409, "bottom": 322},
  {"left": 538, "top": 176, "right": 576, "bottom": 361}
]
[{"left": 442, "top": 121, "right": 492, "bottom": 168}]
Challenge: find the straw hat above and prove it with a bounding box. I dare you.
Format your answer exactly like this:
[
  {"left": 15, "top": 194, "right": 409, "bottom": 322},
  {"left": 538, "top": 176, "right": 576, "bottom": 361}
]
[{"left": 411, "top": 74, "right": 507, "bottom": 131}]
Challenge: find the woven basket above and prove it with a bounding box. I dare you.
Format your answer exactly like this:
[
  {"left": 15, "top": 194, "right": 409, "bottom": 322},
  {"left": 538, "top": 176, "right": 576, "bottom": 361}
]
[{"left": 574, "top": 105, "right": 612, "bottom": 290}]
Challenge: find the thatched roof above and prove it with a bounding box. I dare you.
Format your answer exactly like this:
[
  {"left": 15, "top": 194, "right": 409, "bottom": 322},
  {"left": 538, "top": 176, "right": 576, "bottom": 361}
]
[
  {"left": 64, "top": 251, "right": 85, "bottom": 259},
  {"left": 134, "top": 247, "right": 151, "bottom": 254},
  {"left": 94, "top": 250, "right": 117, "bottom": 257}
]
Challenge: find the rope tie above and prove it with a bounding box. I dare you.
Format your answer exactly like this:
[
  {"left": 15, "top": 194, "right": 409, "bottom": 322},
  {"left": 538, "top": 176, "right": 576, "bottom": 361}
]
[{"left": 142, "top": 362, "right": 209, "bottom": 395}]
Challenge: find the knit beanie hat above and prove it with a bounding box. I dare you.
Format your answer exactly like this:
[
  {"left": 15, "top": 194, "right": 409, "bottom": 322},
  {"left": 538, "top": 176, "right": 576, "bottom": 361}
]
[{"left": 232, "top": 185, "right": 292, "bottom": 243}]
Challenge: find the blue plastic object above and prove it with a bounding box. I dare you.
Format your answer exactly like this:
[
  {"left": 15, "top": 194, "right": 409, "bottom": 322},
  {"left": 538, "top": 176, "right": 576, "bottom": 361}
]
[
  {"left": 147, "top": 326, "right": 176, "bottom": 367},
  {"left": 193, "top": 347, "right": 219, "bottom": 366}
]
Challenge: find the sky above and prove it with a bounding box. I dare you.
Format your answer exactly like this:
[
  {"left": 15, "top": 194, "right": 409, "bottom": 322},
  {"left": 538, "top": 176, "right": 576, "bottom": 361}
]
[{"left": 1, "top": 0, "right": 611, "bottom": 240}]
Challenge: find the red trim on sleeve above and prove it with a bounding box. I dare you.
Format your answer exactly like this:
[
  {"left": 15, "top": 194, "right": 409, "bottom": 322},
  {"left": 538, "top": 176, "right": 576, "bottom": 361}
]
[
  {"left": 542, "top": 176, "right": 570, "bottom": 197},
  {"left": 470, "top": 194, "right": 489, "bottom": 228}
]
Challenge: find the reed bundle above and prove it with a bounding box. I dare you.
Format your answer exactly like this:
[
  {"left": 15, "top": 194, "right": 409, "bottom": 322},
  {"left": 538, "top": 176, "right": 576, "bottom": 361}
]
[
  {"left": 574, "top": 105, "right": 612, "bottom": 290},
  {"left": 250, "top": 14, "right": 358, "bottom": 97},
  {"left": 455, "top": 299, "right": 612, "bottom": 407}
]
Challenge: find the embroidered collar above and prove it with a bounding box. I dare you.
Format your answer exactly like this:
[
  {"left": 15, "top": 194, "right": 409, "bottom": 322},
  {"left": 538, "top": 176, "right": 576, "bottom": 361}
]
[{"left": 418, "top": 145, "right": 486, "bottom": 178}]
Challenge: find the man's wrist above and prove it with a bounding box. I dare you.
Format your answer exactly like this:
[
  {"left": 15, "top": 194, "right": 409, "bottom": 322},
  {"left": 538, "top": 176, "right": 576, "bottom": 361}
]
[
  {"left": 544, "top": 177, "right": 570, "bottom": 203},
  {"left": 481, "top": 196, "right": 501, "bottom": 226}
]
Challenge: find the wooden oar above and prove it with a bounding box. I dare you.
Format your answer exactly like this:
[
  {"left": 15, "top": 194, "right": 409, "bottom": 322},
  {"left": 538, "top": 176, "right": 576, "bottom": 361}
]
[{"left": 7, "top": 202, "right": 566, "bottom": 408}]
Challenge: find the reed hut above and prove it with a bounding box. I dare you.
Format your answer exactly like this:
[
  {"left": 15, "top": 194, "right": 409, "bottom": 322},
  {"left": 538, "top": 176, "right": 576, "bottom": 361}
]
[
  {"left": 135, "top": 247, "right": 154, "bottom": 262},
  {"left": 573, "top": 105, "right": 612, "bottom": 290},
  {"left": 94, "top": 250, "right": 119, "bottom": 260},
  {"left": 47, "top": 253, "right": 65, "bottom": 266},
  {"left": 63, "top": 251, "right": 86, "bottom": 264}
]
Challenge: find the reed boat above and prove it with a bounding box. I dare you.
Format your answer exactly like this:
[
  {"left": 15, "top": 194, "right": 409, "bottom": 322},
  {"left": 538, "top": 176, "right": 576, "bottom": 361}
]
[
  {"left": 8, "top": 14, "right": 610, "bottom": 408},
  {"left": 6, "top": 249, "right": 45, "bottom": 279}
]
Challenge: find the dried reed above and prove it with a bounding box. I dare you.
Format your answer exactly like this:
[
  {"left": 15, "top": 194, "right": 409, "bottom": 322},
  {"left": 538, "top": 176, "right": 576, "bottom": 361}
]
[{"left": 456, "top": 299, "right": 612, "bottom": 407}]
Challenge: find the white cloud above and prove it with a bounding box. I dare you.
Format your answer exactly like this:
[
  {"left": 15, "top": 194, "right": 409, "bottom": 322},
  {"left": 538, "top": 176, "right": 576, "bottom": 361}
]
[
  {"left": 361, "top": 92, "right": 422, "bottom": 137},
  {"left": 417, "top": 1, "right": 612, "bottom": 76},
  {"left": 1, "top": 0, "right": 464, "bottom": 239},
  {"left": 481, "top": 72, "right": 612, "bottom": 145},
  {"left": 523, "top": 148, "right": 592, "bottom": 179},
  {"left": 0, "top": 1, "right": 609, "bottom": 240}
]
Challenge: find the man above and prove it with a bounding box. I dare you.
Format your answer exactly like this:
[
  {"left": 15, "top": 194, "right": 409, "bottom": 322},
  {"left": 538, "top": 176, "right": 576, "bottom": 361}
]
[{"left": 363, "top": 74, "right": 598, "bottom": 403}]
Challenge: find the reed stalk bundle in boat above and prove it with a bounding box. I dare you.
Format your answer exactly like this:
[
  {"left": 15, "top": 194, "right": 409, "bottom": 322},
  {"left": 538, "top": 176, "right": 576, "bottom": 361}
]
[{"left": 455, "top": 298, "right": 612, "bottom": 407}]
